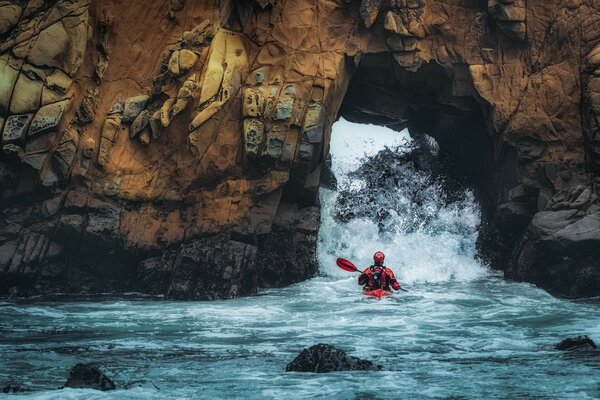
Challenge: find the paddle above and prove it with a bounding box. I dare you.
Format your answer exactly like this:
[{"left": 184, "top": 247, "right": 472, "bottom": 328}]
[{"left": 336, "top": 257, "right": 409, "bottom": 292}]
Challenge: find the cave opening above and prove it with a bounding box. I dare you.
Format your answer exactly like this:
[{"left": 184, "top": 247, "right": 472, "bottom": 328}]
[{"left": 328, "top": 53, "right": 500, "bottom": 266}]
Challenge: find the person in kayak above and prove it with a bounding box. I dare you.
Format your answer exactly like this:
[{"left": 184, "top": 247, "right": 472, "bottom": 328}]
[{"left": 358, "top": 251, "right": 401, "bottom": 292}]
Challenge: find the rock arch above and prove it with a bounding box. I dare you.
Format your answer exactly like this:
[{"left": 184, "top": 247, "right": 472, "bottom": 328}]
[{"left": 0, "top": 0, "right": 599, "bottom": 298}]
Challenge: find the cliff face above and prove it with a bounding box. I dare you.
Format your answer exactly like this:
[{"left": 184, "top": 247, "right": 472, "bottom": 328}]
[{"left": 1, "top": 0, "right": 599, "bottom": 299}]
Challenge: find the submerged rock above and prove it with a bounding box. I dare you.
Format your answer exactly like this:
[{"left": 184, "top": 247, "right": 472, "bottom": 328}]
[
  {"left": 286, "top": 344, "right": 382, "bottom": 373},
  {"left": 63, "top": 363, "right": 116, "bottom": 391},
  {"left": 124, "top": 380, "right": 160, "bottom": 390},
  {"left": 555, "top": 336, "right": 597, "bottom": 351},
  {"left": 2, "top": 384, "right": 29, "bottom": 393}
]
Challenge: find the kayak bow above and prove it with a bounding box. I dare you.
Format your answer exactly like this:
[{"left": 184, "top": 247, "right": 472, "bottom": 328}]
[{"left": 363, "top": 288, "right": 392, "bottom": 299}]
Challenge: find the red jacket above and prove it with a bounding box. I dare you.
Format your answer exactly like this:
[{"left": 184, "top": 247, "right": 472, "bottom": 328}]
[{"left": 358, "top": 265, "right": 401, "bottom": 291}]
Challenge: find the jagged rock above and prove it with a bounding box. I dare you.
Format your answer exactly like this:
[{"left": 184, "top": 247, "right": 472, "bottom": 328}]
[
  {"left": 543, "top": 213, "right": 600, "bottom": 249},
  {"left": 23, "top": 135, "right": 51, "bottom": 170},
  {"left": 286, "top": 344, "right": 382, "bottom": 373},
  {"left": 359, "top": 0, "right": 382, "bottom": 29},
  {"left": 243, "top": 118, "right": 265, "bottom": 158},
  {"left": 555, "top": 336, "right": 597, "bottom": 351},
  {"left": 166, "top": 234, "right": 259, "bottom": 299},
  {"left": 243, "top": 87, "right": 265, "bottom": 118},
  {"left": 1, "top": 0, "right": 600, "bottom": 300},
  {"left": 63, "top": 363, "right": 116, "bottom": 391},
  {"left": 123, "top": 95, "right": 150, "bottom": 123},
  {"left": 76, "top": 88, "right": 100, "bottom": 125},
  {"left": 2, "top": 114, "right": 33, "bottom": 144},
  {"left": 488, "top": 0, "right": 526, "bottom": 41},
  {"left": 181, "top": 19, "right": 212, "bottom": 48},
  {"left": 130, "top": 109, "right": 150, "bottom": 139},
  {"left": 54, "top": 129, "right": 79, "bottom": 177},
  {"left": 29, "top": 99, "right": 69, "bottom": 138},
  {"left": 171, "top": 74, "right": 198, "bottom": 117},
  {"left": 384, "top": 11, "right": 411, "bottom": 36}
]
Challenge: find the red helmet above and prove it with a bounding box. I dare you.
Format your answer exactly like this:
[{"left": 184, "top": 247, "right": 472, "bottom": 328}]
[{"left": 373, "top": 251, "right": 385, "bottom": 264}]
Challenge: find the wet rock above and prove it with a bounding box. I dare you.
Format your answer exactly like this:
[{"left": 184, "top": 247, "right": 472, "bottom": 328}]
[
  {"left": 2, "top": 384, "right": 28, "bottom": 393},
  {"left": 63, "top": 363, "right": 116, "bottom": 391},
  {"left": 555, "top": 336, "right": 597, "bottom": 351},
  {"left": 167, "top": 234, "right": 259, "bottom": 300},
  {"left": 123, "top": 95, "right": 150, "bottom": 123},
  {"left": 320, "top": 154, "right": 337, "bottom": 190},
  {"left": 286, "top": 344, "right": 382, "bottom": 373}
]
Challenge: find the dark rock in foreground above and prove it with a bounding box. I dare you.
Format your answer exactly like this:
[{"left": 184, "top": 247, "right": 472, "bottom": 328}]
[
  {"left": 63, "top": 363, "right": 116, "bottom": 391},
  {"left": 286, "top": 344, "right": 382, "bottom": 373},
  {"left": 555, "top": 336, "right": 597, "bottom": 351},
  {"left": 2, "top": 384, "right": 29, "bottom": 393}
]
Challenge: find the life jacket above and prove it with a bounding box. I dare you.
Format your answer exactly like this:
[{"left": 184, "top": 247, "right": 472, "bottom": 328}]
[{"left": 367, "top": 265, "right": 388, "bottom": 289}]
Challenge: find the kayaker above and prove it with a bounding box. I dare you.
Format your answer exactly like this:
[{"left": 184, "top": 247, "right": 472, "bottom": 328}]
[{"left": 358, "top": 251, "right": 401, "bottom": 292}]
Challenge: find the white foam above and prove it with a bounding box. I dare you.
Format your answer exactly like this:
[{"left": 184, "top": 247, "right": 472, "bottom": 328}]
[{"left": 318, "top": 118, "right": 489, "bottom": 284}]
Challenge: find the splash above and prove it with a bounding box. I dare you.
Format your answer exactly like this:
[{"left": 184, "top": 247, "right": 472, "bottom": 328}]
[{"left": 318, "top": 118, "right": 488, "bottom": 284}]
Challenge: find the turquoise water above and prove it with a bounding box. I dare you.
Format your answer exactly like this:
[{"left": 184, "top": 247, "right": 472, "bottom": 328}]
[
  {"left": 1, "top": 120, "right": 599, "bottom": 399},
  {"left": 1, "top": 277, "right": 600, "bottom": 399}
]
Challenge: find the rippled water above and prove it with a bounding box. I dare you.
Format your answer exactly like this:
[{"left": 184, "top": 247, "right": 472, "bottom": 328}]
[{"left": 1, "top": 120, "right": 599, "bottom": 399}]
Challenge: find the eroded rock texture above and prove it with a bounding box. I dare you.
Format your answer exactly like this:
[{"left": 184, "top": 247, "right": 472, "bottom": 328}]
[{"left": 0, "top": 0, "right": 599, "bottom": 298}]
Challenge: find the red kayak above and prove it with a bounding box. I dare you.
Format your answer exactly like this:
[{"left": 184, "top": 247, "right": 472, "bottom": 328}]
[{"left": 363, "top": 289, "right": 392, "bottom": 299}]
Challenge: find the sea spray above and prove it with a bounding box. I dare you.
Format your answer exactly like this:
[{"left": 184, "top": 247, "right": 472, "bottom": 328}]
[{"left": 318, "top": 118, "right": 487, "bottom": 283}]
